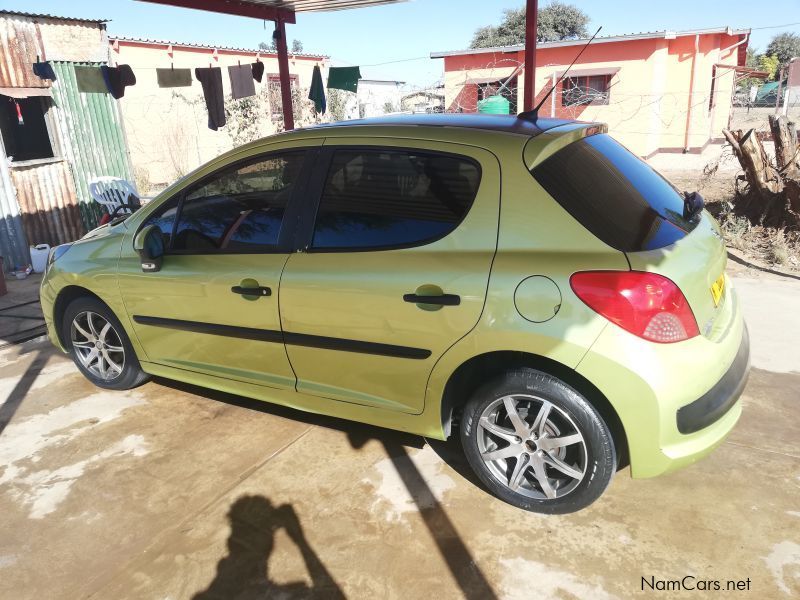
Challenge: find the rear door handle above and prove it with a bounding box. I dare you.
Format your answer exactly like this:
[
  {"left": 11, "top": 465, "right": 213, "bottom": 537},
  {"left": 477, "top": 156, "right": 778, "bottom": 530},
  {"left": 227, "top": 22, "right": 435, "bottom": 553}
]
[
  {"left": 403, "top": 293, "right": 460, "bottom": 306},
  {"left": 231, "top": 285, "right": 272, "bottom": 297}
]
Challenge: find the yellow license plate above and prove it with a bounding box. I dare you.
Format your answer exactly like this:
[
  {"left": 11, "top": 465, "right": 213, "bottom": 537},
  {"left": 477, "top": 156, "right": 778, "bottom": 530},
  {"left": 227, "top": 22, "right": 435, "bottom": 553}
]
[{"left": 710, "top": 274, "right": 725, "bottom": 307}]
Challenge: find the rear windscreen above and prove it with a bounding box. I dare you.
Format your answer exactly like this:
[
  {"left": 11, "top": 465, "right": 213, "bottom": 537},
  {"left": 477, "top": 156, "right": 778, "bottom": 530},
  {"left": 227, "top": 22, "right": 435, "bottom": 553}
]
[{"left": 531, "top": 134, "right": 697, "bottom": 251}]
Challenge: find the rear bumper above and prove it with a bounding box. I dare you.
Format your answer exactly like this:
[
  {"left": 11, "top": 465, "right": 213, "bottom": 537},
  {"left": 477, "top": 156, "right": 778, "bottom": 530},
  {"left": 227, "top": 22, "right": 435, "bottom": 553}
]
[
  {"left": 576, "top": 286, "right": 747, "bottom": 478},
  {"left": 677, "top": 326, "right": 750, "bottom": 434}
]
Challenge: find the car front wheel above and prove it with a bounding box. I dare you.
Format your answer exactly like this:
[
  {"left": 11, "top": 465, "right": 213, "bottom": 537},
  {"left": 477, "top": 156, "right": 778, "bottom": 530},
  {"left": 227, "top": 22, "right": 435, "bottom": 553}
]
[
  {"left": 62, "top": 297, "right": 150, "bottom": 390},
  {"left": 460, "top": 368, "right": 616, "bottom": 513}
]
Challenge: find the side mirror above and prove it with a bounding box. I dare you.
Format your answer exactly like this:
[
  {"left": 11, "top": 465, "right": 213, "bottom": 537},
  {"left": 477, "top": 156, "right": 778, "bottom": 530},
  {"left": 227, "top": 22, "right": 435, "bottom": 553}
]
[{"left": 133, "top": 224, "right": 165, "bottom": 273}]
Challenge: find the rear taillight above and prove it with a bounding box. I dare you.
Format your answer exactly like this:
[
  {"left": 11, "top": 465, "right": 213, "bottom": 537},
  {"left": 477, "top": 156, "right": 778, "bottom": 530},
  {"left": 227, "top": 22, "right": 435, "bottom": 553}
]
[{"left": 570, "top": 271, "right": 699, "bottom": 343}]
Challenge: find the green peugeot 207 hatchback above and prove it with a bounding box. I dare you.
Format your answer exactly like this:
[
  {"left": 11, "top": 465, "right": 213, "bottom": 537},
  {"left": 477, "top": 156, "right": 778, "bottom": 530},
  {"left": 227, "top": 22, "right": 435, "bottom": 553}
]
[{"left": 40, "top": 114, "right": 749, "bottom": 513}]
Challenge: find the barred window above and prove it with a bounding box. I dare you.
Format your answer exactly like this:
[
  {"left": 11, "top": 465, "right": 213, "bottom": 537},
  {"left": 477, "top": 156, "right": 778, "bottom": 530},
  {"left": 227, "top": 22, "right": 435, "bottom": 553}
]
[
  {"left": 266, "top": 74, "right": 301, "bottom": 121},
  {"left": 561, "top": 74, "right": 612, "bottom": 107}
]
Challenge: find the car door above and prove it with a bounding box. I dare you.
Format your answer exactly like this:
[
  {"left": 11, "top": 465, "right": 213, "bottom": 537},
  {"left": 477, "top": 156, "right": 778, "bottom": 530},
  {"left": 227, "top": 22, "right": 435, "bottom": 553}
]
[
  {"left": 118, "top": 143, "right": 319, "bottom": 389},
  {"left": 278, "top": 139, "right": 500, "bottom": 413}
]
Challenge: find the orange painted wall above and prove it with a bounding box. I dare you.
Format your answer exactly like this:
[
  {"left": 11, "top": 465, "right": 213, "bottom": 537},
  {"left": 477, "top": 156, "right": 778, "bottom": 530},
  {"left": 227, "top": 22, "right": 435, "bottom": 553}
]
[{"left": 442, "top": 33, "right": 744, "bottom": 157}]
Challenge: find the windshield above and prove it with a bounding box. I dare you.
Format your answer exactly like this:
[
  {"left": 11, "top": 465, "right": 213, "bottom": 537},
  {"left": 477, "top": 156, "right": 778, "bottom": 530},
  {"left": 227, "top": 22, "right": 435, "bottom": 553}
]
[{"left": 532, "top": 134, "right": 697, "bottom": 251}]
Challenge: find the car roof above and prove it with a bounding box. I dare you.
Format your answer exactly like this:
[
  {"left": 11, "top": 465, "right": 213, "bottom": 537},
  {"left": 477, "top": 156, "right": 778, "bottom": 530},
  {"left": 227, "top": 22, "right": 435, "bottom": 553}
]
[{"left": 298, "top": 113, "right": 583, "bottom": 138}]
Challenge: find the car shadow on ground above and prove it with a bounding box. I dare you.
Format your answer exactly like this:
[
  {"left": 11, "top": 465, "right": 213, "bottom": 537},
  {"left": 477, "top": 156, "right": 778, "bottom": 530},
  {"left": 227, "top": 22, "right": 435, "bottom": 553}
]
[{"left": 157, "top": 377, "right": 499, "bottom": 600}]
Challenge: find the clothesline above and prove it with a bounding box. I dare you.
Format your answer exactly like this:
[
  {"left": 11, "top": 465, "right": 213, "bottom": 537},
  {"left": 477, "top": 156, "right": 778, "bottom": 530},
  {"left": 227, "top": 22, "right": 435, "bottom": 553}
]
[{"left": 27, "top": 60, "right": 362, "bottom": 132}]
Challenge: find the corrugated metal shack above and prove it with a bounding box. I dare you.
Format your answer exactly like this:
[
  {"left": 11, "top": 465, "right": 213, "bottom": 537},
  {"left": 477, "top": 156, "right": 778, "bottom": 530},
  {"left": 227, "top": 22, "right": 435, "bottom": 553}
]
[{"left": 0, "top": 11, "right": 132, "bottom": 271}]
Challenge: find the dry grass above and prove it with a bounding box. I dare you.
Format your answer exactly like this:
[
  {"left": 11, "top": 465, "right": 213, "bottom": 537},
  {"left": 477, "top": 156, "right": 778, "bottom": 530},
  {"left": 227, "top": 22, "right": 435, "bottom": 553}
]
[{"left": 718, "top": 213, "right": 800, "bottom": 270}]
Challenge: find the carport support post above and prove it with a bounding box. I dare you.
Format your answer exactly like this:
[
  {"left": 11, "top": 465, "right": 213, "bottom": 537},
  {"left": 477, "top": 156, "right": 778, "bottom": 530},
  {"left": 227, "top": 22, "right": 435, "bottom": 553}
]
[
  {"left": 522, "top": 0, "right": 538, "bottom": 112},
  {"left": 275, "top": 18, "right": 295, "bottom": 131}
]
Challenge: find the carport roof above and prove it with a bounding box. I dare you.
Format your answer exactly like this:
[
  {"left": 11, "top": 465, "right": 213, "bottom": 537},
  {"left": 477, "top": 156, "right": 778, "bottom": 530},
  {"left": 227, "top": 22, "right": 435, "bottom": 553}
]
[
  {"left": 229, "top": 0, "right": 407, "bottom": 12},
  {"left": 138, "top": 0, "right": 407, "bottom": 22}
]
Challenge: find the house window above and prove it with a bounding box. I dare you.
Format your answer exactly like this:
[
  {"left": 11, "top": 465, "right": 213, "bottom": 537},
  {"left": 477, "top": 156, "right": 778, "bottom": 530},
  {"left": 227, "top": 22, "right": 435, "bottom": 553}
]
[
  {"left": 708, "top": 66, "right": 717, "bottom": 113},
  {"left": 478, "top": 76, "right": 518, "bottom": 114},
  {"left": 561, "top": 74, "right": 612, "bottom": 107},
  {"left": 266, "top": 74, "right": 301, "bottom": 122},
  {"left": 0, "top": 96, "right": 55, "bottom": 162}
]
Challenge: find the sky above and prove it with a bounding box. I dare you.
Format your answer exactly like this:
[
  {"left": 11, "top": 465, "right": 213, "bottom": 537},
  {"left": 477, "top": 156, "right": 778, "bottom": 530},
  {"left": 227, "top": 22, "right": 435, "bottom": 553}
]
[{"left": 3, "top": 0, "right": 799, "bottom": 87}]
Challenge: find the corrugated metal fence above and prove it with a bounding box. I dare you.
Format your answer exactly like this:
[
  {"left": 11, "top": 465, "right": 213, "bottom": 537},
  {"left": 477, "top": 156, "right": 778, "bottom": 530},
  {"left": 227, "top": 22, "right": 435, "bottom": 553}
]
[
  {"left": 50, "top": 61, "right": 133, "bottom": 229},
  {"left": 0, "top": 152, "right": 29, "bottom": 271},
  {"left": 10, "top": 159, "right": 83, "bottom": 248},
  {"left": 0, "top": 12, "right": 48, "bottom": 88},
  {"left": 0, "top": 61, "right": 134, "bottom": 269}
]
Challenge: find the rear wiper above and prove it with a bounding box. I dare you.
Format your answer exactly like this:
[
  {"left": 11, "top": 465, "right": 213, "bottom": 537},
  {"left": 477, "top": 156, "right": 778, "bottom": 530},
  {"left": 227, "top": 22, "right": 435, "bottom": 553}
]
[{"left": 682, "top": 191, "right": 705, "bottom": 221}]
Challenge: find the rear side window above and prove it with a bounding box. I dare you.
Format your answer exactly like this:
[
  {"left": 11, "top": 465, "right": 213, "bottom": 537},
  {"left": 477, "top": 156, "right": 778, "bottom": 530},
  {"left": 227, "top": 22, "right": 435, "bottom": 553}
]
[
  {"left": 311, "top": 149, "right": 481, "bottom": 250},
  {"left": 532, "top": 134, "right": 696, "bottom": 251}
]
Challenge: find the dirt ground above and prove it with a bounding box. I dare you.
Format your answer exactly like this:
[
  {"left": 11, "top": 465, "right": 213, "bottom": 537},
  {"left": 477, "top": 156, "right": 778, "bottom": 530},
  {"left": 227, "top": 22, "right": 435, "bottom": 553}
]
[{"left": 0, "top": 264, "right": 798, "bottom": 600}]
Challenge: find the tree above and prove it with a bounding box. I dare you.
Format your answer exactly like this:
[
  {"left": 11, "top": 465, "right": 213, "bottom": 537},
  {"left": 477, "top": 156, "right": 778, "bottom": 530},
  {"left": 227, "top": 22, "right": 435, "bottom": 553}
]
[
  {"left": 765, "top": 32, "right": 800, "bottom": 69},
  {"left": 259, "top": 39, "right": 304, "bottom": 53},
  {"left": 759, "top": 54, "right": 780, "bottom": 81},
  {"left": 470, "top": 2, "right": 589, "bottom": 48},
  {"left": 327, "top": 89, "right": 351, "bottom": 122}
]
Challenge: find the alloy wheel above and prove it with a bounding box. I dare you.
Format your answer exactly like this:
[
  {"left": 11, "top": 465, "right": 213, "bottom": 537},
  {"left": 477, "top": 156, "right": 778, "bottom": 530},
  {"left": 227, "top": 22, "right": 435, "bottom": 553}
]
[
  {"left": 70, "top": 311, "right": 125, "bottom": 381},
  {"left": 476, "top": 394, "right": 587, "bottom": 499}
]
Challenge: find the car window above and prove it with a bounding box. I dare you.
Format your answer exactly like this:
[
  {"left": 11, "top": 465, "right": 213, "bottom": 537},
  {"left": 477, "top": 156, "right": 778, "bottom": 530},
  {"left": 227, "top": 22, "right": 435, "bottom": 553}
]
[
  {"left": 531, "top": 134, "right": 697, "bottom": 252},
  {"left": 311, "top": 149, "right": 481, "bottom": 250},
  {"left": 141, "top": 196, "right": 180, "bottom": 247},
  {"left": 167, "top": 152, "right": 305, "bottom": 253}
]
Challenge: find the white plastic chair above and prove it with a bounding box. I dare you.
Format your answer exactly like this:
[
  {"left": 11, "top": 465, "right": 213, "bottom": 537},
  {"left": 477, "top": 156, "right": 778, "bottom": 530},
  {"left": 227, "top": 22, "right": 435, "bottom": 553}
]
[{"left": 88, "top": 177, "right": 140, "bottom": 217}]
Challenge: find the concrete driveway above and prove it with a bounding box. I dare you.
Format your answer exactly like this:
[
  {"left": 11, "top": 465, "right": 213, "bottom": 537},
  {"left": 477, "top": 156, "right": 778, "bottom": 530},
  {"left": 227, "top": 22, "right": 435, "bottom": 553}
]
[{"left": 0, "top": 270, "right": 798, "bottom": 599}]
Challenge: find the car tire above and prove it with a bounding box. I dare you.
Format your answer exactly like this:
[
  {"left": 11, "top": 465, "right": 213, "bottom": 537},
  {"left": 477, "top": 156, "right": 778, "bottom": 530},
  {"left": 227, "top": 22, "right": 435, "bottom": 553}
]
[
  {"left": 62, "top": 296, "right": 150, "bottom": 390},
  {"left": 460, "top": 368, "right": 616, "bottom": 514}
]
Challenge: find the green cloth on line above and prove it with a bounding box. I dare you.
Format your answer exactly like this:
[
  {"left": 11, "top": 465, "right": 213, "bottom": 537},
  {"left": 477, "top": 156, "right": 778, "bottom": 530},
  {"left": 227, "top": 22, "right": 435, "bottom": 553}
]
[
  {"left": 308, "top": 65, "right": 326, "bottom": 114},
  {"left": 74, "top": 66, "right": 108, "bottom": 93},
  {"left": 156, "top": 68, "right": 192, "bottom": 88},
  {"left": 327, "top": 66, "right": 361, "bottom": 93}
]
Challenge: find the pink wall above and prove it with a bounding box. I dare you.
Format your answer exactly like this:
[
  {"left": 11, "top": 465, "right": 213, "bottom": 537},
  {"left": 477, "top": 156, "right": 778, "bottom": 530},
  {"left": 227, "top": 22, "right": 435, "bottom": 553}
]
[{"left": 441, "top": 33, "right": 746, "bottom": 156}]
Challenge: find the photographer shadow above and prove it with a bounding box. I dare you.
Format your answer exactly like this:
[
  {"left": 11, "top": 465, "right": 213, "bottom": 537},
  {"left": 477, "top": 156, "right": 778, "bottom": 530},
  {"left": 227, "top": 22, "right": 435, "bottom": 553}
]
[{"left": 193, "top": 494, "right": 345, "bottom": 600}]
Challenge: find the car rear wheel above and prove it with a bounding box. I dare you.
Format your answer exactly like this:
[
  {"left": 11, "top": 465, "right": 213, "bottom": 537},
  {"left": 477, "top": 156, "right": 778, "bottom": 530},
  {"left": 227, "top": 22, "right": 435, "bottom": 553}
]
[
  {"left": 62, "top": 297, "right": 149, "bottom": 390},
  {"left": 460, "top": 368, "right": 616, "bottom": 513}
]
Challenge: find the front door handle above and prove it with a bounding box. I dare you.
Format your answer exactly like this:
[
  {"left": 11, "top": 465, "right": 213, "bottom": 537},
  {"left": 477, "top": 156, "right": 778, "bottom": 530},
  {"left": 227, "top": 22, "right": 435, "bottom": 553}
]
[
  {"left": 231, "top": 285, "right": 271, "bottom": 297},
  {"left": 403, "top": 293, "right": 460, "bottom": 306}
]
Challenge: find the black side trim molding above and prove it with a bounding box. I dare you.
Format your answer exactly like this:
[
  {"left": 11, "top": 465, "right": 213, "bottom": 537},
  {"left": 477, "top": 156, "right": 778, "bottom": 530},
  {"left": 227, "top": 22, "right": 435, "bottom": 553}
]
[
  {"left": 282, "top": 331, "right": 431, "bottom": 359},
  {"left": 133, "top": 315, "right": 283, "bottom": 344},
  {"left": 676, "top": 325, "right": 750, "bottom": 434},
  {"left": 132, "top": 315, "right": 432, "bottom": 360}
]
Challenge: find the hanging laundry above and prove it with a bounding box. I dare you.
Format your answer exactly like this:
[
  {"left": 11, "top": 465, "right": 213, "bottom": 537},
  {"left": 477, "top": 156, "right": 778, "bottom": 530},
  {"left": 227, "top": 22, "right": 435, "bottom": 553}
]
[
  {"left": 156, "top": 68, "right": 192, "bottom": 88},
  {"left": 32, "top": 61, "right": 56, "bottom": 82},
  {"left": 327, "top": 66, "right": 361, "bottom": 93},
  {"left": 308, "top": 65, "right": 326, "bottom": 114},
  {"left": 100, "top": 65, "right": 136, "bottom": 99},
  {"left": 251, "top": 61, "right": 265, "bottom": 83},
  {"left": 74, "top": 66, "right": 108, "bottom": 93},
  {"left": 228, "top": 64, "right": 255, "bottom": 100},
  {"left": 195, "top": 67, "right": 226, "bottom": 131}
]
